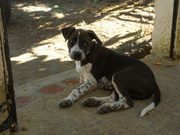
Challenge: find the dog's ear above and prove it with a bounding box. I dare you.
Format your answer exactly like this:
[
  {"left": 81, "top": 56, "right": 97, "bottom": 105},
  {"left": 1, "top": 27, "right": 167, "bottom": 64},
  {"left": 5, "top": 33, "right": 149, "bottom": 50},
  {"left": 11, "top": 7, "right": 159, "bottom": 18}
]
[
  {"left": 61, "top": 27, "right": 75, "bottom": 41},
  {"left": 86, "top": 30, "right": 102, "bottom": 45}
]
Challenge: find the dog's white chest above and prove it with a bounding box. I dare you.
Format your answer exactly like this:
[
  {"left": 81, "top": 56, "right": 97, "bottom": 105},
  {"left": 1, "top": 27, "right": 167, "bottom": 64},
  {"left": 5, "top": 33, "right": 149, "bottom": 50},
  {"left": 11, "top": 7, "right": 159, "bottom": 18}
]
[
  {"left": 75, "top": 61, "right": 92, "bottom": 73},
  {"left": 75, "top": 61, "right": 96, "bottom": 85},
  {"left": 75, "top": 61, "right": 81, "bottom": 72}
]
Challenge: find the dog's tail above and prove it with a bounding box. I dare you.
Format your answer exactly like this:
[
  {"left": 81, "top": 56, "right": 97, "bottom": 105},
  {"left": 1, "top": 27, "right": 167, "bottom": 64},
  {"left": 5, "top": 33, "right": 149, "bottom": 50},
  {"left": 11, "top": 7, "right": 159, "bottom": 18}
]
[{"left": 140, "top": 83, "right": 161, "bottom": 117}]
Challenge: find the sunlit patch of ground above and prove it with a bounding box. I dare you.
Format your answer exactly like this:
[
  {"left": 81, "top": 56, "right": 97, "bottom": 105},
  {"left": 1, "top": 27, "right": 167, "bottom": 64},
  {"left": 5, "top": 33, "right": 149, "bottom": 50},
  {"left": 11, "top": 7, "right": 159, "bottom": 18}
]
[{"left": 9, "top": 0, "right": 154, "bottom": 86}]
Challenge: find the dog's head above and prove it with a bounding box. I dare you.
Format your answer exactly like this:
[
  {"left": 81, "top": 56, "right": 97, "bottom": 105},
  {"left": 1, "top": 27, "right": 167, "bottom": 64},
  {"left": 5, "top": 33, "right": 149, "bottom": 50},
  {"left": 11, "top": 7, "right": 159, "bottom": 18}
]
[{"left": 61, "top": 27, "right": 102, "bottom": 61}]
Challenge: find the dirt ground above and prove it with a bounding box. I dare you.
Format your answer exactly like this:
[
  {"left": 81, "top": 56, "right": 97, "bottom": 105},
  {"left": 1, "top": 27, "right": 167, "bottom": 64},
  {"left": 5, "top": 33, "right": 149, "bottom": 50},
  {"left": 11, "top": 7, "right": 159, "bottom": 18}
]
[
  {"left": 8, "top": 0, "right": 154, "bottom": 87},
  {"left": 6, "top": 0, "right": 180, "bottom": 135}
]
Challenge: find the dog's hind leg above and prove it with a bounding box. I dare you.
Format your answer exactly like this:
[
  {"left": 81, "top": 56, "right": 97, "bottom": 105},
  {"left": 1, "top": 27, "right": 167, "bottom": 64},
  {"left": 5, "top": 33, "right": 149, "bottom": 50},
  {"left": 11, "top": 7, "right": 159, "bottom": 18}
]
[
  {"left": 98, "top": 100, "right": 129, "bottom": 114},
  {"left": 97, "top": 74, "right": 133, "bottom": 114},
  {"left": 82, "top": 91, "right": 116, "bottom": 107}
]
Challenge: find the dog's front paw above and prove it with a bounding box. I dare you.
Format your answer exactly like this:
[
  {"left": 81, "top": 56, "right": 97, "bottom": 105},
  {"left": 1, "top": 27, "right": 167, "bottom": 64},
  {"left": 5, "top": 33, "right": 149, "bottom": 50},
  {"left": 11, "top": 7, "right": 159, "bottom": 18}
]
[
  {"left": 59, "top": 99, "right": 73, "bottom": 108},
  {"left": 97, "top": 104, "right": 112, "bottom": 114},
  {"left": 82, "top": 97, "right": 101, "bottom": 107},
  {"left": 80, "top": 78, "right": 84, "bottom": 84}
]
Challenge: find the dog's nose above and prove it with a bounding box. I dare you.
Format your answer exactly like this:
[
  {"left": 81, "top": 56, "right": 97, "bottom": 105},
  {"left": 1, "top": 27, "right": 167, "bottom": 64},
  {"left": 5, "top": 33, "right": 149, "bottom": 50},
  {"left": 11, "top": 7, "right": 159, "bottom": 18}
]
[
  {"left": 74, "top": 52, "right": 81, "bottom": 59},
  {"left": 72, "top": 51, "right": 82, "bottom": 60}
]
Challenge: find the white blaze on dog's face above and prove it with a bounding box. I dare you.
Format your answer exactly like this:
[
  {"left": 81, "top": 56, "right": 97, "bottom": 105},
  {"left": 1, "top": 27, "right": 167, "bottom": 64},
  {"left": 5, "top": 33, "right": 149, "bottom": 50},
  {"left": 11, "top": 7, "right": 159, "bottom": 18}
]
[
  {"left": 62, "top": 27, "right": 102, "bottom": 61},
  {"left": 68, "top": 32, "right": 85, "bottom": 60},
  {"left": 67, "top": 31, "right": 95, "bottom": 61}
]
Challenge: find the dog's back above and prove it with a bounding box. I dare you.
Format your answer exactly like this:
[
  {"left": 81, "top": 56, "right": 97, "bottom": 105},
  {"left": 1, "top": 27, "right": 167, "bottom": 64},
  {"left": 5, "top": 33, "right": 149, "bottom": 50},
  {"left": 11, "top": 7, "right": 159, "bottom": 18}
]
[{"left": 83, "top": 43, "right": 161, "bottom": 117}]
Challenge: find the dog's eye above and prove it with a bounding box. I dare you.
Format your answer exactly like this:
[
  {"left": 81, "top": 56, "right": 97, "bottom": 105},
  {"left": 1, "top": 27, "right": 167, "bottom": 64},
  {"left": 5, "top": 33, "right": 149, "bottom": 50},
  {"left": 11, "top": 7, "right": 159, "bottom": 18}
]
[
  {"left": 70, "top": 40, "right": 73, "bottom": 43},
  {"left": 82, "top": 40, "right": 88, "bottom": 46},
  {"left": 69, "top": 38, "right": 77, "bottom": 44}
]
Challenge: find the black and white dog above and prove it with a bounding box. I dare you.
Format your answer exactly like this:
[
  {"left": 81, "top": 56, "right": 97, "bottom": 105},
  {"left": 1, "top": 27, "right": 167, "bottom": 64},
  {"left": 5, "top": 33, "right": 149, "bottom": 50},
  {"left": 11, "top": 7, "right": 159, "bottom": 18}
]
[{"left": 59, "top": 27, "right": 161, "bottom": 117}]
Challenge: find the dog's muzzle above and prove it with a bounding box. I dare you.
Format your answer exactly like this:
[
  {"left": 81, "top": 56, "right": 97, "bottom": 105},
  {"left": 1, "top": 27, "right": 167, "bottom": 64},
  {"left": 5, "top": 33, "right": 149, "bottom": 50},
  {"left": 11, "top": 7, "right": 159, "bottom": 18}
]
[{"left": 70, "top": 51, "right": 85, "bottom": 61}]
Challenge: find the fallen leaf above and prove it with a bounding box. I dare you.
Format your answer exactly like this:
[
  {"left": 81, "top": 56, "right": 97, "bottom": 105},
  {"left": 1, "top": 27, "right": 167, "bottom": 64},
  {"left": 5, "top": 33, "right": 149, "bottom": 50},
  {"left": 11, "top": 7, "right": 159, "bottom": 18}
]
[
  {"left": 21, "top": 126, "right": 28, "bottom": 131},
  {"left": 165, "top": 64, "right": 176, "bottom": 67},
  {"left": 153, "top": 62, "right": 163, "bottom": 66}
]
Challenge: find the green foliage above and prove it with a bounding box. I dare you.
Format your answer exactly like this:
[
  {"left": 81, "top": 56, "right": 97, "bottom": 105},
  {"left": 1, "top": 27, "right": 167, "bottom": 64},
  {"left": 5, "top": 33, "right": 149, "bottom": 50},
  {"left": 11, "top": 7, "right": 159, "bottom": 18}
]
[
  {"left": 51, "top": 5, "right": 64, "bottom": 12},
  {"left": 93, "top": 0, "right": 102, "bottom": 2}
]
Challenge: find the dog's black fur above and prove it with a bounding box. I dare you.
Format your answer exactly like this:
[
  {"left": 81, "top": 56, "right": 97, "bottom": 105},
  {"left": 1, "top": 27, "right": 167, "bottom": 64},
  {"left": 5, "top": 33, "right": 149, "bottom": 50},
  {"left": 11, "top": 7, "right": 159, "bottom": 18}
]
[
  {"left": 82, "top": 43, "right": 160, "bottom": 104},
  {"left": 60, "top": 27, "right": 161, "bottom": 117}
]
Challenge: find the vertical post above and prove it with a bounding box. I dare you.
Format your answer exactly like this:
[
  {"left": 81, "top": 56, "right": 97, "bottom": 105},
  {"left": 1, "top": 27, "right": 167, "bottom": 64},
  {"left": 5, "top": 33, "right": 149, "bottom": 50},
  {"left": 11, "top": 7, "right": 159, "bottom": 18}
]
[
  {"left": 152, "top": 0, "right": 180, "bottom": 59},
  {"left": 0, "top": 23, "right": 9, "bottom": 133},
  {"left": 152, "top": 0, "right": 174, "bottom": 57},
  {"left": 0, "top": 9, "right": 9, "bottom": 133},
  {"left": 0, "top": 9, "right": 17, "bottom": 132},
  {"left": 170, "top": 0, "right": 179, "bottom": 58},
  {"left": 174, "top": 0, "right": 180, "bottom": 58}
]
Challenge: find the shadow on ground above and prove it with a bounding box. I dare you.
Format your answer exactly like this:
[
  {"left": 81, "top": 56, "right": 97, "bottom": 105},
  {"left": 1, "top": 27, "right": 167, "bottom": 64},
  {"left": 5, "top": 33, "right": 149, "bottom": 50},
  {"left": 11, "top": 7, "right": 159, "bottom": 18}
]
[{"left": 8, "top": 0, "right": 154, "bottom": 84}]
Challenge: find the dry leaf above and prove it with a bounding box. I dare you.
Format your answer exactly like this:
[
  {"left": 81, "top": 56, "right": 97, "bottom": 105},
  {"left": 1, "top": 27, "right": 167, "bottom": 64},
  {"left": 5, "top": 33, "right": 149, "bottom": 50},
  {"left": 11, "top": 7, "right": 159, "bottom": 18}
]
[
  {"left": 21, "top": 126, "right": 28, "bottom": 131},
  {"left": 165, "top": 64, "right": 176, "bottom": 67},
  {"left": 153, "top": 62, "right": 163, "bottom": 66}
]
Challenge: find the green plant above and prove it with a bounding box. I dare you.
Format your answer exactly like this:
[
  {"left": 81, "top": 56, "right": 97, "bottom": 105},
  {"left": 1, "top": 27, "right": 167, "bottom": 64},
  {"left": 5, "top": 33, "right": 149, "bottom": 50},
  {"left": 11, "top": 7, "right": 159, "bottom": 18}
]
[
  {"left": 93, "top": 0, "right": 102, "bottom": 2},
  {"left": 51, "top": 5, "right": 64, "bottom": 12}
]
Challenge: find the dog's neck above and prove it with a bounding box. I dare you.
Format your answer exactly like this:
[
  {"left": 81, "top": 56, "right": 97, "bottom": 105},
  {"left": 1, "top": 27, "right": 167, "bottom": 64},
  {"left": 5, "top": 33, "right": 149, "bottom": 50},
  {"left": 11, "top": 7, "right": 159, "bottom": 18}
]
[{"left": 80, "top": 42, "right": 101, "bottom": 66}]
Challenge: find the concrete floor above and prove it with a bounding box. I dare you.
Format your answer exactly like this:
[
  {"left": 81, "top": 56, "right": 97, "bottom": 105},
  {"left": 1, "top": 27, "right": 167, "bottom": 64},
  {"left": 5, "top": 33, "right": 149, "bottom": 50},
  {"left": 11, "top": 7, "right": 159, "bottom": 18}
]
[
  {"left": 6, "top": 1, "right": 179, "bottom": 134},
  {"left": 12, "top": 55, "right": 180, "bottom": 135}
]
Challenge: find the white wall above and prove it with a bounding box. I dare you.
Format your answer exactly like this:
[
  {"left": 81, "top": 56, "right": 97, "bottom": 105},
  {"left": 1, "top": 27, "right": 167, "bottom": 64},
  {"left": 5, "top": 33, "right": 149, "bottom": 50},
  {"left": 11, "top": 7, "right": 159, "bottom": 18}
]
[
  {"left": 152, "top": 0, "right": 174, "bottom": 57},
  {"left": 175, "top": 1, "right": 180, "bottom": 58}
]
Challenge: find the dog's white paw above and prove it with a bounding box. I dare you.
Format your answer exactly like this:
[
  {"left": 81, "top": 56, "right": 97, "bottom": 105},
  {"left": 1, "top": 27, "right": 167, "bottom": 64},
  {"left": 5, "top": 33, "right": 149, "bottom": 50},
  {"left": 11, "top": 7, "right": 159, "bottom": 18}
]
[
  {"left": 82, "top": 97, "right": 101, "bottom": 107},
  {"left": 80, "top": 79, "right": 84, "bottom": 84},
  {"left": 97, "top": 104, "right": 112, "bottom": 114},
  {"left": 59, "top": 99, "right": 73, "bottom": 108}
]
